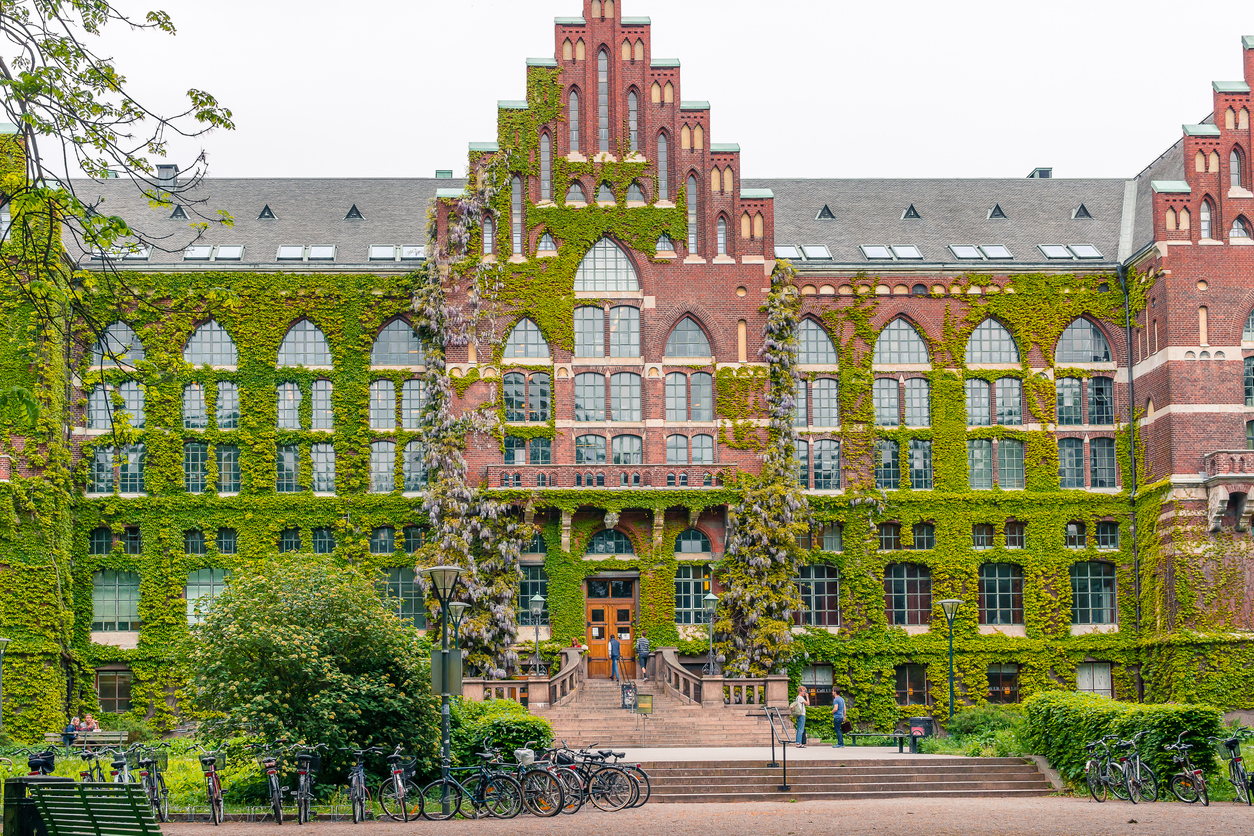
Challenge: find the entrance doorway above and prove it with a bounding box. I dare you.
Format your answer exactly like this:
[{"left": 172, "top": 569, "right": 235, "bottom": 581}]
[{"left": 586, "top": 577, "right": 635, "bottom": 679}]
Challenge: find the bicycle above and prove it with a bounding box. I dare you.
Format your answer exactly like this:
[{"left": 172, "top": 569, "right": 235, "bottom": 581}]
[
  {"left": 420, "top": 742, "right": 523, "bottom": 821},
  {"left": 600, "top": 750, "right": 650, "bottom": 807},
  {"left": 1113, "top": 732, "right": 1158, "bottom": 803},
  {"left": 550, "top": 742, "right": 635, "bottom": 812},
  {"left": 15, "top": 748, "right": 56, "bottom": 776},
  {"left": 1209, "top": 726, "right": 1252, "bottom": 806},
  {"left": 104, "top": 745, "right": 135, "bottom": 783},
  {"left": 1165, "top": 731, "right": 1210, "bottom": 805},
  {"left": 253, "top": 744, "right": 287, "bottom": 824},
  {"left": 338, "top": 746, "right": 385, "bottom": 824},
  {"left": 1084, "top": 737, "right": 1132, "bottom": 803},
  {"left": 288, "top": 743, "right": 327, "bottom": 825},
  {"left": 378, "top": 744, "right": 422, "bottom": 822},
  {"left": 535, "top": 745, "right": 585, "bottom": 814},
  {"left": 78, "top": 748, "right": 107, "bottom": 783},
  {"left": 500, "top": 740, "right": 563, "bottom": 817},
  {"left": 191, "top": 744, "right": 227, "bottom": 826},
  {"left": 134, "top": 745, "right": 170, "bottom": 822}
]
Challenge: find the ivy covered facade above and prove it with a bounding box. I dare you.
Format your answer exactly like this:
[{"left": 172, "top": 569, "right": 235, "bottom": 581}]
[{"left": 1, "top": 1, "right": 1253, "bottom": 739}]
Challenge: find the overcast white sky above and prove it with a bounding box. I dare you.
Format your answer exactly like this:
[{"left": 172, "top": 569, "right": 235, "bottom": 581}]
[{"left": 93, "top": 0, "right": 1252, "bottom": 181}]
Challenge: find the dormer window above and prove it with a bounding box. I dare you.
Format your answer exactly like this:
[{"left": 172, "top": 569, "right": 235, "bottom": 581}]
[{"left": 988, "top": 204, "right": 1007, "bottom": 219}]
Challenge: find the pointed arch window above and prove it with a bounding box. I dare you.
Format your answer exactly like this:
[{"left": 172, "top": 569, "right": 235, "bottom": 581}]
[
  {"left": 1201, "top": 199, "right": 1213, "bottom": 239},
  {"left": 717, "top": 217, "right": 727, "bottom": 255},
  {"left": 568, "top": 89, "right": 580, "bottom": 152},
  {"left": 1055, "top": 319, "right": 1111, "bottom": 363},
  {"left": 503, "top": 318, "right": 550, "bottom": 359},
  {"left": 873, "top": 319, "right": 929, "bottom": 365},
  {"left": 596, "top": 181, "right": 614, "bottom": 202},
  {"left": 965, "top": 319, "right": 1020, "bottom": 364},
  {"left": 1232, "top": 148, "right": 1244, "bottom": 189},
  {"left": 666, "top": 317, "right": 711, "bottom": 358},
  {"left": 91, "top": 322, "right": 145, "bottom": 366},
  {"left": 483, "top": 215, "right": 495, "bottom": 255},
  {"left": 371, "top": 320, "right": 426, "bottom": 366},
  {"left": 1232, "top": 216, "right": 1250, "bottom": 239},
  {"left": 539, "top": 133, "right": 551, "bottom": 200},
  {"left": 657, "top": 133, "right": 669, "bottom": 200},
  {"left": 575, "top": 238, "right": 639, "bottom": 292},
  {"left": 511, "top": 176, "right": 523, "bottom": 255},
  {"left": 798, "top": 319, "right": 838, "bottom": 364},
  {"left": 1243, "top": 310, "right": 1254, "bottom": 341},
  {"left": 628, "top": 91, "right": 639, "bottom": 153},
  {"left": 566, "top": 181, "right": 586, "bottom": 203},
  {"left": 184, "top": 321, "right": 237, "bottom": 366},
  {"left": 687, "top": 174, "right": 699, "bottom": 253},
  {"left": 277, "top": 320, "right": 332, "bottom": 367},
  {"left": 597, "top": 49, "right": 610, "bottom": 152},
  {"left": 626, "top": 181, "right": 645, "bottom": 202}
]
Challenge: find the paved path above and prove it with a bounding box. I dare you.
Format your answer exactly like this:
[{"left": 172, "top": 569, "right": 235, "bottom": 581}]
[{"left": 166, "top": 797, "right": 1254, "bottom": 836}]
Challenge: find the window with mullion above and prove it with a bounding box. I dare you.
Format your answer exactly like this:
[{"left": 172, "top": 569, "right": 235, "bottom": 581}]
[
  {"left": 1070, "top": 561, "right": 1116, "bottom": 624},
  {"left": 1090, "top": 438, "right": 1117, "bottom": 488},
  {"left": 216, "top": 382, "right": 239, "bottom": 429},
  {"left": 276, "top": 444, "right": 300, "bottom": 492},
  {"left": 978, "top": 563, "right": 1024, "bottom": 625},
  {"left": 998, "top": 438, "right": 1025, "bottom": 489},
  {"left": 89, "top": 446, "right": 114, "bottom": 493},
  {"left": 691, "top": 373, "right": 713, "bottom": 421},
  {"left": 369, "top": 380, "right": 396, "bottom": 430},
  {"left": 611, "top": 434, "right": 643, "bottom": 465},
  {"left": 184, "top": 442, "right": 208, "bottom": 493},
  {"left": 277, "top": 383, "right": 302, "bottom": 430},
  {"left": 908, "top": 439, "right": 932, "bottom": 489},
  {"left": 794, "top": 564, "right": 841, "bottom": 627},
  {"left": 311, "top": 443, "right": 335, "bottom": 492},
  {"left": 1058, "top": 438, "right": 1084, "bottom": 488},
  {"left": 812, "top": 379, "right": 839, "bottom": 427},
  {"left": 873, "top": 379, "right": 899, "bottom": 426},
  {"left": 796, "top": 439, "right": 809, "bottom": 488},
  {"left": 216, "top": 445, "right": 240, "bottom": 492},
  {"left": 666, "top": 433, "right": 688, "bottom": 464},
  {"left": 968, "top": 439, "right": 992, "bottom": 489},
  {"left": 1088, "top": 377, "right": 1114, "bottom": 425},
  {"left": 575, "top": 307, "right": 605, "bottom": 358},
  {"left": 519, "top": 566, "right": 550, "bottom": 626},
  {"left": 904, "top": 379, "right": 930, "bottom": 426},
  {"left": 370, "top": 441, "right": 396, "bottom": 493},
  {"left": 92, "top": 570, "right": 141, "bottom": 631},
  {"left": 995, "top": 378, "right": 1022, "bottom": 425},
  {"left": 674, "top": 564, "right": 712, "bottom": 625},
  {"left": 574, "top": 373, "right": 606, "bottom": 421},
  {"left": 183, "top": 383, "right": 207, "bottom": 429},
  {"left": 884, "top": 563, "right": 932, "bottom": 625},
  {"left": 1056, "top": 378, "right": 1083, "bottom": 425},
  {"left": 403, "top": 441, "right": 427, "bottom": 490},
  {"left": 965, "top": 379, "right": 991, "bottom": 426},
  {"left": 876, "top": 440, "right": 900, "bottom": 489},
  {"left": 119, "top": 444, "right": 145, "bottom": 493},
  {"left": 401, "top": 380, "right": 426, "bottom": 429},
  {"left": 813, "top": 439, "right": 840, "bottom": 489},
  {"left": 610, "top": 373, "right": 642, "bottom": 422},
  {"left": 608, "top": 306, "right": 640, "bottom": 357},
  {"left": 666, "top": 373, "right": 688, "bottom": 422}
]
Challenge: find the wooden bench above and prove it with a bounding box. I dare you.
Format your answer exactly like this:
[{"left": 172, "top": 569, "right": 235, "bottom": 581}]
[
  {"left": 26, "top": 781, "right": 161, "bottom": 836},
  {"left": 840, "top": 732, "right": 917, "bottom": 753},
  {"left": 41, "top": 731, "right": 129, "bottom": 749}
]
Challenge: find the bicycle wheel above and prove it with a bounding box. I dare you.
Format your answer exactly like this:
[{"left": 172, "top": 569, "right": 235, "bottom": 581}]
[
  {"left": 351, "top": 781, "right": 368, "bottom": 824},
  {"left": 297, "top": 775, "right": 310, "bottom": 824},
  {"left": 588, "top": 767, "right": 633, "bottom": 812},
  {"left": 208, "top": 776, "right": 221, "bottom": 826},
  {"left": 1086, "top": 761, "right": 1106, "bottom": 802},
  {"left": 477, "top": 775, "right": 523, "bottom": 819},
  {"left": 521, "top": 769, "right": 563, "bottom": 817},
  {"left": 1123, "top": 766, "right": 1138, "bottom": 805},
  {"left": 420, "top": 779, "right": 463, "bottom": 822},
  {"left": 1170, "top": 773, "right": 1200, "bottom": 803},
  {"left": 1198, "top": 774, "right": 1209, "bottom": 806},
  {"left": 379, "top": 778, "right": 420, "bottom": 822},
  {"left": 269, "top": 774, "right": 284, "bottom": 825},
  {"left": 1133, "top": 762, "right": 1158, "bottom": 803},
  {"left": 623, "top": 765, "right": 651, "bottom": 807},
  {"left": 1110, "top": 765, "right": 1131, "bottom": 801},
  {"left": 156, "top": 774, "right": 170, "bottom": 823},
  {"left": 1232, "top": 761, "right": 1251, "bottom": 806},
  {"left": 554, "top": 767, "right": 584, "bottom": 814}
]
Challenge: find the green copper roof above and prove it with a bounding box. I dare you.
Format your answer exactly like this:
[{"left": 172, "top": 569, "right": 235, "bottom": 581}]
[
  {"left": 469, "top": 142, "right": 499, "bottom": 153},
  {"left": 1151, "top": 181, "right": 1192, "bottom": 194},
  {"left": 1214, "top": 80, "right": 1251, "bottom": 93},
  {"left": 650, "top": 59, "right": 680, "bottom": 68},
  {"left": 710, "top": 143, "right": 741, "bottom": 153},
  {"left": 621, "top": 16, "right": 651, "bottom": 24},
  {"left": 1244, "top": 35, "right": 1254, "bottom": 50},
  {"left": 740, "top": 189, "right": 774, "bottom": 199},
  {"left": 555, "top": 16, "right": 585, "bottom": 24},
  {"left": 680, "top": 101, "right": 710, "bottom": 111},
  {"left": 436, "top": 189, "right": 468, "bottom": 199},
  {"left": 527, "top": 57, "right": 558, "bottom": 68},
  {"left": 498, "top": 100, "right": 529, "bottom": 110},
  {"left": 1183, "top": 124, "right": 1221, "bottom": 137}
]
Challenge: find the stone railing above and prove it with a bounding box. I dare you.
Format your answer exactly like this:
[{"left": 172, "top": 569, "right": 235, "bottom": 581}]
[
  {"left": 460, "top": 647, "right": 586, "bottom": 710},
  {"left": 654, "top": 648, "right": 789, "bottom": 711},
  {"left": 546, "top": 647, "right": 586, "bottom": 709},
  {"left": 711, "top": 675, "right": 790, "bottom": 709},
  {"left": 656, "top": 647, "right": 702, "bottom": 705},
  {"left": 1203, "top": 450, "right": 1254, "bottom": 479}
]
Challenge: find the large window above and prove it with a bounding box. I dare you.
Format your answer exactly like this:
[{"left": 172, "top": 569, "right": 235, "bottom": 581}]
[
  {"left": 1095, "top": 520, "right": 1119, "bottom": 549},
  {"left": 92, "top": 570, "right": 141, "bottom": 631},
  {"left": 401, "top": 380, "right": 426, "bottom": 429},
  {"left": 1090, "top": 438, "right": 1117, "bottom": 488},
  {"left": 97, "top": 671, "right": 133, "bottom": 714},
  {"left": 813, "top": 440, "right": 841, "bottom": 490},
  {"left": 119, "top": 444, "right": 145, "bottom": 493},
  {"left": 968, "top": 439, "right": 992, "bottom": 489},
  {"left": 1077, "top": 662, "right": 1113, "bottom": 698},
  {"left": 1056, "top": 378, "right": 1083, "bottom": 425},
  {"left": 371, "top": 320, "right": 425, "bottom": 366},
  {"left": 575, "top": 435, "right": 607, "bottom": 464},
  {"left": 665, "top": 317, "right": 712, "bottom": 357},
  {"left": 811, "top": 378, "right": 839, "bottom": 426},
  {"left": 876, "top": 440, "right": 900, "bottom": 489},
  {"left": 575, "top": 238, "right": 640, "bottom": 292},
  {"left": 688, "top": 174, "right": 699, "bottom": 253},
  {"left": 987, "top": 663, "right": 1020, "bottom": 704},
  {"left": 311, "top": 443, "right": 335, "bottom": 492},
  {"left": 277, "top": 383, "right": 302, "bottom": 430},
  {"left": 1088, "top": 378, "right": 1114, "bottom": 425},
  {"left": 370, "top": 526, "right": 395, "bottom": 554},
  {"left": 91, "top": 322, "right": 145, "bottom": 366},
  {"left": 370, "top": 380, "right": 396, "bottom": 430},
  {"left": 794, "top": 564, "right": 841, "bottom": 627},
  {"left": 965, "top": 319, "right": 1019, "bottom": 364},
  {"left": 597, "top": 48, "right": 609, "bottom": 151},
  {"left": 996, "top": 378, "right": 1022, "bottom": 425},
  {"left": 904, "top": 379, "right": 930, "bottom": 426},
  {"left": 511, "top": 176, "right": 524, "bottom": 255},
  {"left": 216, "top": 382, "right": 239, "bottom": 429},
  {"left": 308, "top": 380, "right": 330, "bottom": 430},
  {"left": 183, "top": 384, "right": 207, "bottom": 429},
  {"left": 504, "top": 372, "right": 550, "bottom": 422},
  {"left": 873, "top": 378, "right": 899, "bottom": 425},
  {"left": 666, "top": 434, "right": 688, "bottom": 464},
  {"left": 884, "top": 564, "right": 931, "bottom": 625},
  {"left": 676, "top": 528, "right": 712, "bottom": 553},
  {"left": 1059, "top": 438, "right": 1085, "bottom": 488},
  {"left": 966, "top": 380, "right": 990, "bottom": 426},
  {"left": 88, "top": 447, "right": 114, "bottom": 494},
  {"left": 692, "top": 434, "right": 714, "bottom": 464},
  {"left": 908, "top": 439, "right": 932, "bottom": 490},
  {"left": 575, "top": 307, "right": 605, "bottom": 357},
  {"left": 386, "top": 568, "right": 426, "bottom": 627},
  {"left": 573, "top": 373, "right": 606, "bottom": 421},
  {"left": 184, "top": 442, "right": 208, "bottom": 493},
  {"left": 611, "top": 434, "right": 643, "bottom": 464},
  {"left": 874, "top": 319, "right": 929, "bottom": 365},
  {"left": 277, "top": 320, "right": 332, "bottom": 367},
  {"left": 403, "top": 441, "right": 427, "bottom": 490},
  {"left": 608, "top": 306, "right": 640, "bottom": 357},
  {"left": 1055, "top": 319, "right": 1111, "bottom": 363},
  {"left": 87, "top": 385, "right": 112, "bottom": 429},
  {"left": 798, "top": 320, "right": 838, "bottom": 364},
  {"left": 503, "top": 318, "right": 550, "bottom": 359},
  {"left": 979, "top": 564, "right": 1024, "bottom": 625},
  {"left": 587, "top": 529, "right": 633, "bottom": 555},
  {"left": 1071, "top": 561, "right": 1116, "bottom": 625},
  {"left": 276, "top": 444, "right": 300, "bottom": 492},
  {"left": 370, "top": 441, "right": 395, "bottom": 493},
  {"left": 674, "top": 564, "right": 712, "bottom": 625},
  {"left": 184, "top": 321, "right": 238, "bottom": 366},
  {"left": 519, "top": 566, "right": 550, "bottom": 626},
  {"left": 895, "top": 664, "right": 930, "bottom": 706},
  {"left": 217, "top": 445, "right": 240, "bottom": 492},
  {"left": 999, "top": 439, "right": 1025, "bottom": 489},
  {"left": 610, "top": 373, "right": 642, "bottom": 421},
  {"left": 186, "top": 568, "right": 228, "bottom": 625}
]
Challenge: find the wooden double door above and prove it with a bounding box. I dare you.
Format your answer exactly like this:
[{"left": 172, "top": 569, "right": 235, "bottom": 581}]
[{"left": 586, "top": 578, "right": 636, "bottom": 679}]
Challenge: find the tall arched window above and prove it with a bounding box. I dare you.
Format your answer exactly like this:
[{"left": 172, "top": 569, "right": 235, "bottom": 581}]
[
  {"left": 277, "top": 320, "right": 332, "bottom": 367},
  {"left": 627, "top": 91, "right": 639, "bottom": 153},
  {"left": 184, "top": 321, "right": 237, "bottom": 366},
  {"left": 568, "top": 89, "right": 580, "bottom": 153},
  {"left": 91, "top": 322, "right": 145, "bottom": 366},
  {"left": 539, "top": 133, "right": 551, "bottom": 200},
  {"left": 1232, "top": 148, "right": 1244, "bottom": 189},
  {"left": 687, "top": 174, "right": 699, "bottom": 253},
  {"left": 575, "top": 238, "right": 639, "bottom": 292},
  {"left": 1055, "top": 319, "right": 1111, "bottom": 363},
  {"left": 651, "top": 81, "right": 661, "bottom": 103},
  {"left": 597, "top": 49, "right": 610, "bottom": 152},
  {"left": 503, "top": 318, "right": 550, "bottom": 359},
  {"left": 482, "top": 215, "right": 495, "bottom": 255},
  {"left": 798, "top": 319, "right": 838, "bottom": 364},
  {"left": 1201, "top": 199, "right": 1213, "bottom": 239},
  {"left": 717, "top": 217, "right": 727, "bottom": 255},
  {"left": 657, "top": 133, "right": 669, "bottom": 200},
  {"left": 511, "top": 176, "right": 523, "bottom": 255},
  {"left": 587, "top": 529, "right": 634, "bottom": 555},
  {"left": 676, "top": 528, "right": 711, "bottom": 553},
  {"left": 965, "top": 319, "right": 1020, "bottom": 364},
  {"left": 665, "top": 317, "right": 711, "bottom": 357},
  {"left": 873, "top": 319, "right": 929, "bottom": 365},
  {"left": 372, "top": 320, "right": 425, "bottom": 366},
  {"left": 663, "top": 81, "right": 673, "bottom": 103}
]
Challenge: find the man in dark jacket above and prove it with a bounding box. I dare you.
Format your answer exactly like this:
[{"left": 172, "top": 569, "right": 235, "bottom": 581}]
[{"left": 609, "top": 635, "right": 622, "bottom": 681}]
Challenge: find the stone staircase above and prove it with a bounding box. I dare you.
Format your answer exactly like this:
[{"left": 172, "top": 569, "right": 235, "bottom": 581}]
[
  {"left": 532, "top": 678, "right": 779, "bottom": 748},
  {"left": 642, "top": 758, "right": 1055, "bottom": 802}
]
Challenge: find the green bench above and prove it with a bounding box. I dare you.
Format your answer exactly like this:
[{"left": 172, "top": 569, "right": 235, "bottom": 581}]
[
  {"left": 41, "top": 732, "right": 129, "bottom": 750},
  {"left": 26, "top": 781, "right": 161, "bottom": 836}
]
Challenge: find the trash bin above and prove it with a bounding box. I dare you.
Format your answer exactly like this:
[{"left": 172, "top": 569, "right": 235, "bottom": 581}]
[
  {"left": 4, "top": 777, "right": 72, "bottom": 836},
  {"left": 908, "top": 717, "right": 935, "bottom": 754}
]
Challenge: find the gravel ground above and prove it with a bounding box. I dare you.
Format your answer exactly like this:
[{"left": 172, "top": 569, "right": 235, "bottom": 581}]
[{"left": 164, "top": 796, "right": 1254, "bottom": 836}]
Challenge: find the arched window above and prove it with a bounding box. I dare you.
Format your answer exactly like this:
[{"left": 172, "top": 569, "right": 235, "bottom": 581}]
[
  {"left": 597, "top": 49, "right": 610, "bottom": 152},
  {"left": 596, "top": 181, "right": 614, "bottom": 202},
  {"left": 753, "top": 212, "right": 764, "bottom": 239},
  {"left": 566, "top": 181, "right": 586, "bottom": 203},
  {"left": 717, "top": 216, "right": 727, "bottom": 255},
  {"left": 798, "top": 319, "right": 838, "bottom": 364},
  {"left": 1232, "top": 216, "right": 1250, "bottom": 239},
  {"left": 687, "top": 174, "right": 699, "bottom": 253},
  {"left": 511, "top": 176, "right": 523, "bottom": 255},
  {"left": 568, "top": 89, "right": 580, "bottom": 153},
  {"left": 666, "top": 317, "right": 711, "bottom": 357},
  {"left": 1180, "top": 207, "right": 1190, "bottom": 230},
  {"left": 539, "top": 133, "right": 551, "bottom": 200},
  {"left": 184, "top": 321, "right": 237, "bottom": 365},
  {"left": 694, "top": 125, "right": 704, "bottom": 149},
  {"left": 634, "top": 39, "right": 644, "bottom": 61},
  {"left": 692, "top": 433, "right": 713, "bottom": 464},
  {"left": 884, "top": 564, "right": 931, "bottom": 625},
  {"left": 627, "top": 91, "right": 639, "bottom": 153},
  {"left": 91, "top": 322, "right": 145, "bottom": 366},
  {"left": 372, "top": 320, "right": 425, "bottom": 366},
  {"left": 626, "top": 181, "right": 645, "bottom": 202},
  {"left": 965, "top": 319, "right": 1020, "bottom": 364},
  {"left": 621, "top": 38, "right": 631, "bottom": 61},
  {"left": 587, "top": 529, "right": 633, "bottom": 555},
  {"left": 575, "top": 434, "right": 607, "bottom": 464},
  {"left": 1244, "top": 310, "right": 1254, "bottom": 341},
  {"left": 681, "top": 124, "right": 691, "bottom": 150},
  {"left": 483, "top": 215, "right": 495, "bottom": 255},
  {"left": 741, "top": 212, "right": 751, "bottom": 239},
  {"left": 1055, "top": 319, "right": 1111, "bottom": 363},
  {"left": 1201, "top": 199, "right": 1213, "bottom": 239},
  {"left": 277, "top": 320, "right": 332, "bottom": 367},
  {"left": 1228, "top": 107, "right": 1237, "bottom": 130},
  {"left": 503, "top": 318, "right": 550, "bottom": 359},
  {"left": 711, "top": 167, "right": 721, "bottom": 195},
  {"left": 562, "top": 39, "right": 573, "bottom": 61},
  {"left": 873, "top": 319, "right": 929, "bottom": 365},
  {"left": 611, "top": 434, "right": 642, "bottom": 464},
  {"left": 666, "top": 433, "right": 688, "bottom": 464},
  {"left": 657, "top": 132, "right": 669, "bottom": 200},
  {"left": 1232, "top": 148, "right": 1244, "bottom": 189},
  {"left": 663, "top": 81, "right": 673, "bottom": 104},
  {"left": 651, "top": 81, "right": 661, "bottom": 103},
  {"left": 575, "top": 238, "right": 639, "bottom": 291},
  {"left": 676, "top": 528, "right": 711, "bottom": 553}
]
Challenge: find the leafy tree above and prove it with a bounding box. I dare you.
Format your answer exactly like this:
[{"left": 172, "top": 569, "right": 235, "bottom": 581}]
[{"left": 189, "top": 559, "right": 440, "bottom": 777}]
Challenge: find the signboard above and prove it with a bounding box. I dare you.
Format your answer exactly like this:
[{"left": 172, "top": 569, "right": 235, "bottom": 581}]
[
  {"left": 431, "top": 647, "right": 463, "bottom": 697},
  {"left": 620, "top": 683, "right": 638, "bottom": 710},
  {"left": 635, "top": 694, "right": 654, "bottom": 715}
]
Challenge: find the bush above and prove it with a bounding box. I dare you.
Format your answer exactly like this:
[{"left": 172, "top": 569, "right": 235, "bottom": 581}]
[
  {"left": 95, "top": 712, "right": 156, "bottom": 743},
  {"left": 947, "top": 704, "right": 1023, "bottom": 738},
  {"left": 450, "top": 699, "right": 553, "bottom": 768},
  {"left": 1022, "top": 692, "right": 1223, "bottom": 783}
]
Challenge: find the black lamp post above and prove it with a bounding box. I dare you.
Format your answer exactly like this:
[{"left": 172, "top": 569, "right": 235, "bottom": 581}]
[
  {"left": 423, "top": 565, "right": 463, "bottom": 809},
  {"left": 701, "top": 591, "right": 718, "bottom": 675},
  {"left": 938, "top": 599, "right": 963, "bottom": 721},
  {"left": 0, "top": 636, "right": 9, "bottom": 732},
  {"left": 529, "top": 594, "right": 547, "bottom": 676}
]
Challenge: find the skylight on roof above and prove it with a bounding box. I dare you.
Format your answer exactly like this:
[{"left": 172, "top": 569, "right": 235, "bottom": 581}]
[
  {"left": 980, "top": 245, "right": 1013, "bottom": 259},
  {"left": 861, "top": 245, "right": 892, "bottom": 260},
  {"left": 400, "top": 246, "right": 425, "bottom": 260},
  {"left": 892, "top": 245, "right": 922, "bottom": 260},
  {"left": 346, "top": 205, "right": 363, "bottom": 220},
  {"left": 123, "top": 247, "right": 150, "bottom": 260},
  {"left": 774, "top": 245, "right": 801, "bottom": 259},
  {"left": 801, "top": 245, "right": 832, "bottom": 260},
  {"left": 184, "top": 245, "right": 211, "bottom": 260},
  {"left": 215, "top": 246, "right": 244, "bottom": 260},
  {"left": 1069, "top": 244, "right": 1103, "bottom": 259},
  {"left": 950, "top": 245, "right": 982, "bottom": 260},
  {"left": 277, "top": 246, "right": 304, "bottom": 260},
  {"left": 258, "top": 205, "right": 275, "bottom": 220},
  {"left": 1073, "top": 204, "right": 1092, "bottom": 219},
  {"left": 309, "top": 246, "right": 336, "bottom": 260},
  {"left": 369, "top": 245, "right": 396, "bottom": 261},
  {"left": 170, "top": 205, "right": 188, "bottom": 220},
  {"left": 1040, "top": 245, "right": 1072, "bottom": 259}
]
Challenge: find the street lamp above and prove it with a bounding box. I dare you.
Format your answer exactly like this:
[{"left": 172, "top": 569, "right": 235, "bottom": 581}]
[
  {"left": 702, "top": 591, "right": 719, "bottom": 675},
  {"left": 448, "top": 602, "right": 469, "bottom": 650},
  {"left": 529, "top": 594, "right": 547, "bottom": 677},
  {"left": 0, "top": 637, "right": 9, "bottom": 732},
  {"left": 422, "top": 565, "right": 463, "bottom": 812},
  {"left": 938, "top": 599, "right": 963, "bottom": 722}
]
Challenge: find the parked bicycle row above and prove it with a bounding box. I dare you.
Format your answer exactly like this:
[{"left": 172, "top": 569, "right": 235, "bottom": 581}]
[
  {"left": 5, "top": 737, "right": 650, "bottom": 824},
  {"left": 1084, "top": 727, "right": 1252, "bottom": 805}
]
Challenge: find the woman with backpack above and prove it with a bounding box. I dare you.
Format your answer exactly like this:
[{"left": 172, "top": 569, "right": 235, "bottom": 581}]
[{"left": 790, "top": 687, "right": 809, "bottom": 747}]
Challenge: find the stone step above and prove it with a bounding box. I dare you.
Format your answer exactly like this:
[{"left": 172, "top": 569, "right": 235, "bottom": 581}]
[
  {"left": 654, "top": 778, "right": 1050, "bottom": 793},
  {"left": 639, "top": 758, "right": 1037, "bottom": 769},
  {"left": 648, "top": 767, "right": 1046, "bottom": 780},
  {"left": 653, "top": 787, "right": 1055, "bottom": 803}
]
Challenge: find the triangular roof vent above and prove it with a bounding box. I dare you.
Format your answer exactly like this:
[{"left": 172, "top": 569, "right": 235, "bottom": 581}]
[
  {"left": 816, "top": 205, "right": 835, "bottom": 220},
  {"left": 258, "top": 205, "right": 275, "bottom": 220},
  {"left": 1073, "top": 203, "right": 1093, "bottom": 219},
  {"left": 345, "top": 204, "right": 364, "bottom": 220},
  {"left": 902, "top": 204, "right": 921, "bottom": 220},
  {"left": 169, "top": 205, "right": 187, "bottom": 220},
  {"left": 988, "top": 204, "right": 1007, "bottom": 219}
]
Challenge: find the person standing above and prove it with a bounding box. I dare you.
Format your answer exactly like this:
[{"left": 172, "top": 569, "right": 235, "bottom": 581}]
[
  {"left": 791, "top": 687, "right": 809, "bottom": 747},
  {"left": 609, "top": 634, "right": 622, "bottom": 682},
  {"left": 830, "top": 687, "right": 847, "bottom": 748},
  {"left": 635, "top": 629, "right": 650, "bottom": 681}
]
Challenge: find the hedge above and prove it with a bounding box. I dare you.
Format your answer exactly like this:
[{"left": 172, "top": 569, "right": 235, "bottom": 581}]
[
  {"left": 1022, "top": 691, "right": 1223, "bottom": 783},
  {"left": 450, "top": 699, "right": 554, "bottom": 768}
]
